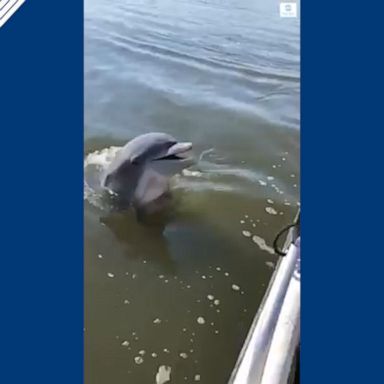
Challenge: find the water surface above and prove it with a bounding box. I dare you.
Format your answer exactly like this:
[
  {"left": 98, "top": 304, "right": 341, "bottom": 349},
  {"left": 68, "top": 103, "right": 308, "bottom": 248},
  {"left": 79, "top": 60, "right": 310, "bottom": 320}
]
[{"left": 84, "top": 0, "right": 300, "bottom": 383}]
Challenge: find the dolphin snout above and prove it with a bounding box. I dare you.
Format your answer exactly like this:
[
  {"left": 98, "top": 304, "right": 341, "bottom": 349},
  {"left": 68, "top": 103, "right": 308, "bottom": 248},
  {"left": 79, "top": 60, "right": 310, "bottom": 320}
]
[{"left": 166, "top": 142, "right": 193, "bottom": 157}]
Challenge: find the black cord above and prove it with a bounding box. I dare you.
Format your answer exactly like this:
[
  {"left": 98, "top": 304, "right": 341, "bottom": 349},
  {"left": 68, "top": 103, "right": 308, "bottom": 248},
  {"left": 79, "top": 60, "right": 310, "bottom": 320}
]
[{"left": 273, "top": 223, "right": 298, "bottom": 256}]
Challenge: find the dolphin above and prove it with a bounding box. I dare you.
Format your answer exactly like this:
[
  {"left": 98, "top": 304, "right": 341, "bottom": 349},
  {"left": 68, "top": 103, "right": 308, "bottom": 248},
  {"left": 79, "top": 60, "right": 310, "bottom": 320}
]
[{"left": 102, "top": 132, "right": 194, "bottom": 209}]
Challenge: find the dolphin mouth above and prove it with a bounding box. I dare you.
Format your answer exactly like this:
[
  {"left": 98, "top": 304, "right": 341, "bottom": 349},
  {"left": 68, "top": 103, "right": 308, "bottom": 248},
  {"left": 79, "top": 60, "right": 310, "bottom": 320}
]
[{"left": 155, "top": 142, "right": 193, "bottom": 161}]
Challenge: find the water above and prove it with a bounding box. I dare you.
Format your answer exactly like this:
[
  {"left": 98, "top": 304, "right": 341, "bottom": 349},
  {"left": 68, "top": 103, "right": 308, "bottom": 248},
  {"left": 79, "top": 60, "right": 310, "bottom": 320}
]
[{"left": 84, "top": 0, "right": 300, "bottom": 383}]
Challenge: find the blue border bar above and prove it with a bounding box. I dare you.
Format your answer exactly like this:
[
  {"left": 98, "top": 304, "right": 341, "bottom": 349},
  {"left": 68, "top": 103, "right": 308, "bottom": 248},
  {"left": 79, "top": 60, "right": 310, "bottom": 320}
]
[
  {"left": 0, "top": 2, "right": 83, "bottom": 383},
  {"left": 302, "top": 1, "right": 384, "bottom": 383}
]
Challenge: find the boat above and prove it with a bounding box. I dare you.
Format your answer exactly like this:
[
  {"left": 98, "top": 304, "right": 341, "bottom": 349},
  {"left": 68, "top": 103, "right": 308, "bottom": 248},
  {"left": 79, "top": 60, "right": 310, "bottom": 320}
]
[{"left": 228, "top": 212, "right": 301, "bottom": 384}]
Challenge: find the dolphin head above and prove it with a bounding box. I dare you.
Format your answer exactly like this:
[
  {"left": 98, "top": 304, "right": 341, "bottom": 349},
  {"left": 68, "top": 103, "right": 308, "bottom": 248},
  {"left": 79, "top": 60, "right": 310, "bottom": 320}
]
[
  {"left": 102, "top": 132, "right": 194, "bottom": 207},
  {"left": 128, "top": 132, "right": 194, "bottom": 175}
]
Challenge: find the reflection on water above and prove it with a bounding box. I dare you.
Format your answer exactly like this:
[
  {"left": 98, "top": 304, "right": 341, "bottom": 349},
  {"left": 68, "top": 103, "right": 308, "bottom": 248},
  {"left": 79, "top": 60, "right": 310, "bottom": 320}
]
[{"left": 84, "top": 0, "right": 300, "bottom": 383}]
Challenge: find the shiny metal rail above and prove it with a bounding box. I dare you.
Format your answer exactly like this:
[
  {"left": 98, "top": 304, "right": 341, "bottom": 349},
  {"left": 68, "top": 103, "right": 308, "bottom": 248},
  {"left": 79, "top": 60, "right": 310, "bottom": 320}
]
[{"left": 228, "top": 213, "right": 300, "bottom": 384}]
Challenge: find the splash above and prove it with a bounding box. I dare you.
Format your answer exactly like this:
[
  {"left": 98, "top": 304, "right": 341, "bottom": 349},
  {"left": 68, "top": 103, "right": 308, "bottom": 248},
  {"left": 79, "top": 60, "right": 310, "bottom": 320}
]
[{"left": 84, "top": 146, "right": 122, "bottom": 208}]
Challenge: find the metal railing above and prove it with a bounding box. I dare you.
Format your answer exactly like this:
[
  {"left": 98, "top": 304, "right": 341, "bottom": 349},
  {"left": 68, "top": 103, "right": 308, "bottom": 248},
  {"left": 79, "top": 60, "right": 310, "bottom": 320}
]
[{"left": 228, "top": 211, "right": 300, "bottom": 384}]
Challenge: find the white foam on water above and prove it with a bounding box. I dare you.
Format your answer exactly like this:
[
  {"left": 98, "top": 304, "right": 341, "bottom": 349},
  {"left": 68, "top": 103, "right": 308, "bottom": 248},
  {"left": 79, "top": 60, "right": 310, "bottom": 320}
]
[
  {"left": 252, "top": 235, "right": 275, "bottom": 255},
  {"left": 156, "top": 365, "right": 171, "bottom": 384},
  {"left": 207, "top": 295, "right": 214, "bottom": 301},
  {"left": 242, "top": 230, "right": 252, "bottom": 237},
  {"left": 152, "top": 353, "right": 158, "bottom": 358},
  {"left": 232, "top": 284, "right": 240, "bottom": 291},
  {"left": 265, "top": 207, "right": 278, "bottom": 215},
  {"left": 182, "top": 169, "right": 203, "bottom": 178},
  {"left": 214, "top": 299, "right": 220, "bottom": 306},
  {"left": 216, "top": 267, "right": 221, "bottom": 271},
  {"left": 121, "top": 341, "right": 129, "bottom": 347},
  {"left": 179, "top": 352, "right": 188, "bottom": 359},
  {"left": 97, "top": 254, "right": 103, "bottom": 259},
  {"left": 84, "top": 146, "right": 122, "bottom": 206},
  {"left": 134, "top": 356, "right": 144, "bottom": 364},
  {"left": 84, "top": 146, "right": 121, "bottom": 169},
  {"left": 124, "top": 299, "right": 130, "bottom": 304},
  {"left": 194, "top": 374, "right": 201, "bottom": 381},
  {"left": 197, "top": 317, "right": 205, "bottom": 325},
  {"left": 107, "top": 273, "right": 114, "bottom": 278},
  {"left": 267, "top": 199, "right": 274, "bottom": 204}
]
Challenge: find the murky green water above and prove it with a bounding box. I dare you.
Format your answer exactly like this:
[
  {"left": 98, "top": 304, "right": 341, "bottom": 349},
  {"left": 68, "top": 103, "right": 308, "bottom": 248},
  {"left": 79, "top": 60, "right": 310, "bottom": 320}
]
[{"left": 84, "top": 0, "right": 300, "bottom": 383}]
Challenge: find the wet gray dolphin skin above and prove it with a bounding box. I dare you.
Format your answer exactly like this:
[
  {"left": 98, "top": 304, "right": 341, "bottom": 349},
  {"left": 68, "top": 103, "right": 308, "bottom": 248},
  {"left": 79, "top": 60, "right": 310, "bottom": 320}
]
[{"left": 102, "top": 132, "right": 193, "bottom": 206}]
